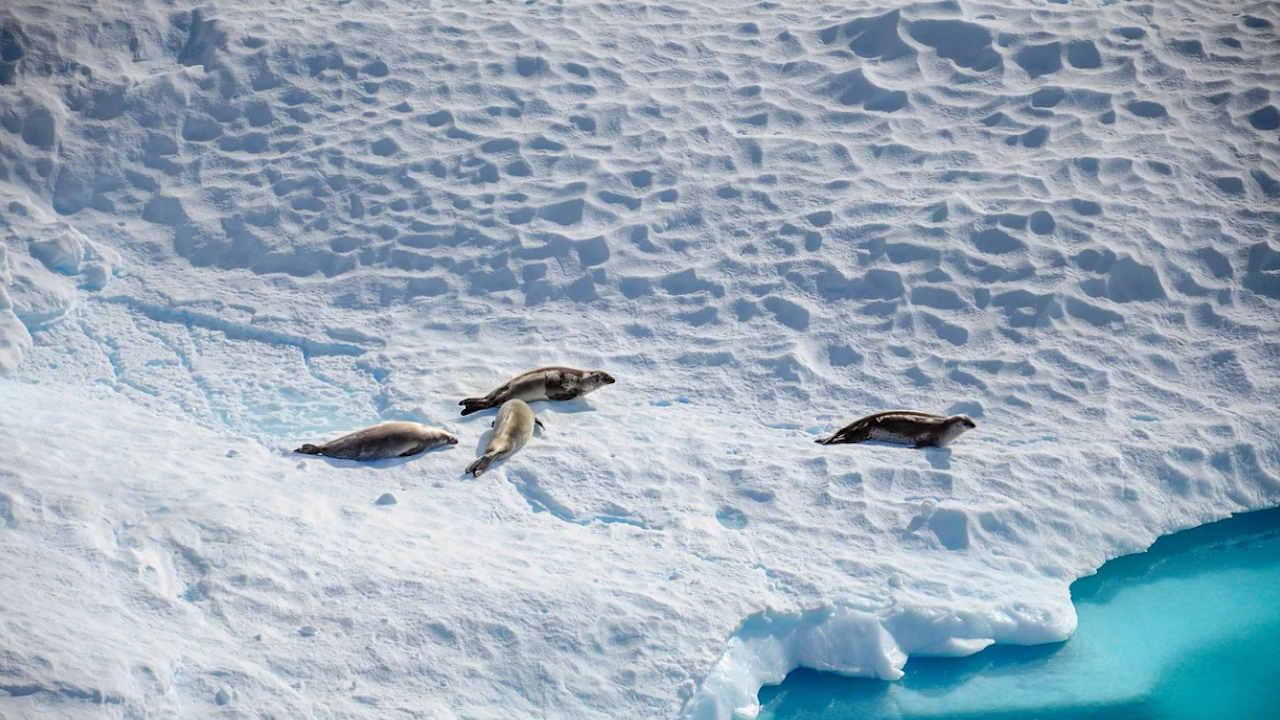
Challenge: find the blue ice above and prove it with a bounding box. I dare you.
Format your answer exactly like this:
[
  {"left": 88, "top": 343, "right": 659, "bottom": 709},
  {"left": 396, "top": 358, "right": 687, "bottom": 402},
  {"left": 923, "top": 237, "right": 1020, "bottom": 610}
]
[{"left": 759, "top": 506, "right": 1280, "bottom": 719}]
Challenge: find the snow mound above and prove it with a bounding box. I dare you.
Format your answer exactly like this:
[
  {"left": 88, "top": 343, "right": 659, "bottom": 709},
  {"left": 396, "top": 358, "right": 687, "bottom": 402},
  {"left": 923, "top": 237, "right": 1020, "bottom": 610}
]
[{"left": 1, "top": 193, "right": 120, "bottom": 372}]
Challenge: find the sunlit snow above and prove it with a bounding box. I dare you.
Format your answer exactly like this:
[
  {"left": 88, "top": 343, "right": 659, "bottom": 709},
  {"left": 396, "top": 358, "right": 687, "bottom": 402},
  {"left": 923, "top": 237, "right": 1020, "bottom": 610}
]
[{"left": 1, "top": 0, "right": 1278, "bottom": 718}]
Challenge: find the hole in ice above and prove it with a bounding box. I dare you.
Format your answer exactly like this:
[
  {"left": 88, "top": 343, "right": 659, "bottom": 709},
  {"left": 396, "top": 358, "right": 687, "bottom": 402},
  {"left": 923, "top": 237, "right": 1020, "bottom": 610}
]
[
  {"left": 653, "top": 398, "right": 690, "bottom": 408},
  {"left": 759, "top": 506, "right": 1280, "bottom": 720},
  {"left": 716, "top": 507, "right": 748, "bottom": 530}
]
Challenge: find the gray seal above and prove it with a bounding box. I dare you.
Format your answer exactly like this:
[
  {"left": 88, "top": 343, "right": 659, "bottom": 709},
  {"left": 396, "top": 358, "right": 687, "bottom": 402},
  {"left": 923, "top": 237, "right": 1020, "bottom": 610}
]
[
  {"left": 296, "top": 422, "right": 459, "bottom": 460},
  {"left": 816, "top": 411, "right": 976, "bottom": 448},
  {"left": 466, "top": 399, "right": 542, "bottom": 477},
  {"left": 459, "top": 366, "right": 615, "bottom": 416}
]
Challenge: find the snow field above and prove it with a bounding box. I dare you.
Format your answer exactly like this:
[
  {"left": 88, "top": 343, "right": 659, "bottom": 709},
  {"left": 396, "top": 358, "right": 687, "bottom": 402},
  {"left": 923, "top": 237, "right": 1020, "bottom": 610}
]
[{"left": 2, "top": 0, "right": 1279, "bottom": 718}]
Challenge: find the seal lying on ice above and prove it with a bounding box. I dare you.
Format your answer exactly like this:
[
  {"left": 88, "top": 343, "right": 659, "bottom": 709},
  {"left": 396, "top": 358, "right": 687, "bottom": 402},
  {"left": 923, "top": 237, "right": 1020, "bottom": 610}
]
[
  {"left": 815, "top": 411, "right": 976, "bottom": 448},
  {"left": 459, "top": 366, "right": 615, "bottom": 416},
  {"left": 296, "top": 422, "right": 458, "bottom": 460},
  {"left": 466, "top": 399, "right": 541, "bottom": 477}
]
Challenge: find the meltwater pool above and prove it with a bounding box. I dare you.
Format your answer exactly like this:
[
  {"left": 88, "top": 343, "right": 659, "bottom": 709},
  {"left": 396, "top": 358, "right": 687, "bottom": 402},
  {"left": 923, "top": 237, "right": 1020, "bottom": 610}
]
[{"left": 759, "top": 506, "right": 1280, "bottom": 720}]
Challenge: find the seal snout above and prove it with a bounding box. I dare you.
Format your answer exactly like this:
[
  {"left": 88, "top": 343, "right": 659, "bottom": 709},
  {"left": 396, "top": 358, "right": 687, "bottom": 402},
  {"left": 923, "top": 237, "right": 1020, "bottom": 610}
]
[
  {"left": 599, "top": 372, "right": 617, "bottom": 385},
  {"left": 447, "top": 435, "right": 460, "bottom": 445}
]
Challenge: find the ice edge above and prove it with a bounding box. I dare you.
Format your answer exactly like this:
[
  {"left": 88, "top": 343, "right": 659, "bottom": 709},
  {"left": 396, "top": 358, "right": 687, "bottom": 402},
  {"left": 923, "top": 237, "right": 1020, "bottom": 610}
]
[{"left": 681, "top": 599, "right": 1077, "bottom": 720}]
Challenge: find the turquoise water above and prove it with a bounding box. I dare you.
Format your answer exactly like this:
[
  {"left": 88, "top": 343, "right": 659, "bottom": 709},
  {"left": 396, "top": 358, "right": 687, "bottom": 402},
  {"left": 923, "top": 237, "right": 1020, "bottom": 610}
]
[{"left": 759, "top": 507, "right": 1280, "bottom": 720}]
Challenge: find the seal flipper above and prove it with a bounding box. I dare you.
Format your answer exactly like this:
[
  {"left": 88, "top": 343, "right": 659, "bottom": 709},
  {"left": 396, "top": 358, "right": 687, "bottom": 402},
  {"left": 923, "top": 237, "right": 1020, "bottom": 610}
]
[
  {"left": 816, "top": 423, "right": 865, "bottom": 445},
  {"left": 296, "top": 444, "right": 323, "bottom": 455},
  {"left": 816, "top": 427, "right": 850, "bottom": 444},
  {"left": 459, "top": 397, "right": 491, "bottom": 416},
  {"left": 466, "top": 452, "right": 496, "bottom": 477}
]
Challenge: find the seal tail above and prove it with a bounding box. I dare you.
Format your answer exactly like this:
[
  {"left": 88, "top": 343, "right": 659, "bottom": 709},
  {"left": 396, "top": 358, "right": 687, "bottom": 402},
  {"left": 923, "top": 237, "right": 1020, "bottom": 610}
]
[
  {"left": 296, "top": 444, "right": 323, "bottom": 455},
  {"left": 466, "top": 452, "right": 497, "bottom": 477},
  {"left": 459, "top": 397, "right": 491, "bottom": 416},
  {"left": 817, "top": 430, "right": 859, "bottom": 445}
]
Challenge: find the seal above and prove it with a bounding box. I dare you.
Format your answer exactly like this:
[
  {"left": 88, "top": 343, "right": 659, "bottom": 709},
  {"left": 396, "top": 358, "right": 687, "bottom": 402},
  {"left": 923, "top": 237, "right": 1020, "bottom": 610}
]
[
  {"left": 296, "top": 422, "right": 459, "bottom": 460},
  {"left": 459, "top": 366, "right": 615, "bottom": 416},
  {"left": 466, "top": 399, "right": 542, "bottom": 477},
  {"left": 815, "top": 411, "right": 976, "bottom": 448}
]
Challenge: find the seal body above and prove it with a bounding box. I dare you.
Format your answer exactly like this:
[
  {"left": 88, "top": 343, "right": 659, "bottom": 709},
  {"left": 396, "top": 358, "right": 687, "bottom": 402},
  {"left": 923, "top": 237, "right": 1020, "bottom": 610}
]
[
  {"left": 296, "top": 422, "right": 459, "bottom": 460},
  {"left": 460, "top": 366, "right": 615, "bottom": 416},
  {"left": 466, "top": 399, "right": 541, "bottom": 477},
  {"left": 816, "top": 411, "right": 976, "bottom": 449}
]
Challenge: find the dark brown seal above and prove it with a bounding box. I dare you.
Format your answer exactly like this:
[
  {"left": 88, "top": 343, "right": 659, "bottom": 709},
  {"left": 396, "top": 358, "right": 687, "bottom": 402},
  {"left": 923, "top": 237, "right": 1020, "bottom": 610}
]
[
  {"left": 459, "top": 366, "right": 615, "bottom": 416},
  {"left": 816, "top": 411, "right": 976, "bottom": 448}
]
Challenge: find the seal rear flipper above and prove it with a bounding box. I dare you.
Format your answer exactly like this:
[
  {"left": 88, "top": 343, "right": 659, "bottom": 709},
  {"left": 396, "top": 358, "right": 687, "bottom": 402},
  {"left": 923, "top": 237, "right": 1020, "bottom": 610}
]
[
  {"left": 817, "top": 430, "right": 850, "bottom": 444},
  {"left": 296, "top": 444, "right": 323, "bottom": 455},
  {"left": 466, "top": 452, "right": 496, "bottom": 477},
  {"left": 818, "top": 429, "right": 862, "bottom": 445},
  {"left": 459, "top": 397, "right": 491, "bottom": 416}
]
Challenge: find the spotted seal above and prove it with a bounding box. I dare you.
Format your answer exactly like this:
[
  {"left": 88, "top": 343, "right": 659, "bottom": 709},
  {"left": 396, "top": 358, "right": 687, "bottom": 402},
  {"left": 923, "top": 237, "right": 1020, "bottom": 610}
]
[
  {"left": 459, "top": 366, "right": 615, "bottom": 416},
  {"left": 816, "top": 411, "right": 976, "bottom": 448}
]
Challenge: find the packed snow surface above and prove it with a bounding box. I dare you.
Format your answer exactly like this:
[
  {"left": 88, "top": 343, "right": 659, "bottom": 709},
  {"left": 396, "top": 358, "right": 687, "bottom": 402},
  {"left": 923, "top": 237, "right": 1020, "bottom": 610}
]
[{"left": 1, "top": 0, "right": 1279, "bottom": 718}]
